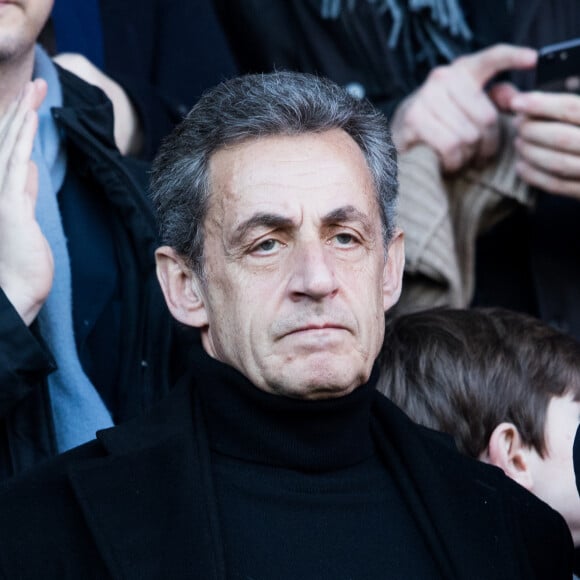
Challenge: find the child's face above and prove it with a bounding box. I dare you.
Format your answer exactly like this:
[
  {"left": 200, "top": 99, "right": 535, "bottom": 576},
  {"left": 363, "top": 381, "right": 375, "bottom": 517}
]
[{"left": 528, "top": 393, "right": 580, "bottom": 546}]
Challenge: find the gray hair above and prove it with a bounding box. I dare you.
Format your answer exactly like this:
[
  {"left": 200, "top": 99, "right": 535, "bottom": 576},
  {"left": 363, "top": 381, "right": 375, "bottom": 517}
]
[{"left": 150, "top": 71, "right": 398, "bottom": 278}]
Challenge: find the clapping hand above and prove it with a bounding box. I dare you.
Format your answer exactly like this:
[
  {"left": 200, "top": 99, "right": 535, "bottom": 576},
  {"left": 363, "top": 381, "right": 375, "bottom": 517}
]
[{"left": 0, "top": 79, "right": 53, "bottom": 326}]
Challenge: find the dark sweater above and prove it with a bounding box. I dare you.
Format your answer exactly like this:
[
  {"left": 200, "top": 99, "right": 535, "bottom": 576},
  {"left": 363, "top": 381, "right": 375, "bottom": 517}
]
[{"left": 199, "top": 357, "right": 439, "bottom": 579}]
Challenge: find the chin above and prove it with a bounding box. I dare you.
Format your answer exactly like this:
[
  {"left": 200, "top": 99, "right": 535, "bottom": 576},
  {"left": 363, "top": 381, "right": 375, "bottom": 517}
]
[
  {"left": 275, "top": 382, "right": 358, "bottom": 400},
  {"left": 272, "top": 359, "right": 368, "bottom": 400},
  {"left": 300, "top": 384, "right": 359, "bottom": 400}
]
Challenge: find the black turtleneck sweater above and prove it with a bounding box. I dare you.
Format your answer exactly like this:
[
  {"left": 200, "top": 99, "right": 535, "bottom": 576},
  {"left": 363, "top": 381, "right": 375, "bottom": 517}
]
[{"left": 196, "top": 356, "right": 439, "bottom": 579}]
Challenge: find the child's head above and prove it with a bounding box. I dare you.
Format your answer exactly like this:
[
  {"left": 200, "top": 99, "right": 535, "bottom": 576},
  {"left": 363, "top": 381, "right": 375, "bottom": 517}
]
[{"left": 379, "top": 307, "right": 580, "bottom": 544}]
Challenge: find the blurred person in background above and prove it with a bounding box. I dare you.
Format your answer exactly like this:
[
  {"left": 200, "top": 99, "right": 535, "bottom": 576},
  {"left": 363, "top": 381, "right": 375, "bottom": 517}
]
[
  {"left": 0, "top": 0, "right": 193, "bottom": 479},
  {"left": 379, "top": 307, "right": 580, "bottom": 549}
]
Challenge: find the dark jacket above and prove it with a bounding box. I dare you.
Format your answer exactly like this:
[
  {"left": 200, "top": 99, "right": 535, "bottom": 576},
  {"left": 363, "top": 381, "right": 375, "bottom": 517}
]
[
  {"left": 0, "top": 353, "right": 572, "bottom": 579},
  {"left": 0, "top": 69, "right": 191, "bottom": 480}
]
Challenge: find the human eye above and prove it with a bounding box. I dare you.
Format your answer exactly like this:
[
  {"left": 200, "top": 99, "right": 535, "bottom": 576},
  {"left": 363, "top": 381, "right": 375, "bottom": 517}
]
[
  {"left": 250, "top": 238, "right": 283, "bottom": 255},
  {"left": 332, "top": 231, "right": 360, "bottom": 247}
]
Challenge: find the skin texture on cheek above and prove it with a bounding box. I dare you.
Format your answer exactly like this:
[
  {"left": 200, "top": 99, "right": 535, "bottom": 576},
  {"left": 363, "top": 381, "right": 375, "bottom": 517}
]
[{"left": 530, "top": 396, "right": 580, "bottom": 545}]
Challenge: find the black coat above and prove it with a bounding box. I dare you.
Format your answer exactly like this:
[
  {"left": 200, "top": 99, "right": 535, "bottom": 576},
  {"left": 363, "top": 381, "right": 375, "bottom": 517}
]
[
  {"left": 0, "top": 356, "right": 572, "bottom": 579},
  {"left": 0, "top": 69, "right": 193, "bottom": 480}
]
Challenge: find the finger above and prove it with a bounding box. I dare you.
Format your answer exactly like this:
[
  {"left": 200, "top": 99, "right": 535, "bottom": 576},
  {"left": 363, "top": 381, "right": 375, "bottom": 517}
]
[
  {"left": 400, "top": 103, "right": 469, "bottom": 172},
  {"left": 447, "top": 68, "right": 499, "bottom": 129},
  {"left": 474, "top": 122, "right": 501, "bottom": 164},
  {"left": 391, "top": 86, "right": 476, "bottom": 154},
  {"left": 24, "top": 161, "right": 39, "bottom": 205},
  {"left": 400, "top": 92, "right": 474, "bottom": 171},
  {"left": 0, "top": 79, "right": 45, "bottom": 135},
  {"left": 511, "top": 91, "right": 580, "bottom": 124},
  {"left": 0, "top": 83, "right": 36, "bottom": 174},
  {"left": 1, "top": 109, "right": 38, "bottom": 204},
  {"left": 0, "top": 98, "right": 20, "bottom": 139},
  {"left": 417, "top": 66, "right": 482, "bottom": 143},
  {"left": 516, "top": 159, "right": 580, "bottom": 199},
  {"left": 31, "top": 79, "right": 48, "bottom": 111},
  {"left": 0, "top": 83, "right": 32, "bottom": 146},
  {"left": 430, "top": 116, "right": 479, "bottom": 172},
  {"left": 429, "top": 83, "right": 481, "bottom": 147},
  {"left": 515, "top": 137, "right": 580, "bottom": 179},
  {"left": 456, "top": 43, "right": 537, "bottom": 87},
  {"left": 517, "top": 119, "right": 580, "bottom": 154},
  {"left": 447, "top": 75, "right": 501, "bottom": 160},
  {"left": 423, "top": 115, "right": 475, "bottom": 173},
  {"left": 488, "top": 82, "right": 522, "bottom": 112}
]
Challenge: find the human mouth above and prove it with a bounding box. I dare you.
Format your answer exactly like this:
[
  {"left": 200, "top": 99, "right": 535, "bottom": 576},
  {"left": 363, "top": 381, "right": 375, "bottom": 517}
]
[
  {"left": 272, "top": 313, "right": 355, "bottom": 342},
  {"left": 282, "top": 323, "right": 350, "bottom": 340},
  {"left": 288, "top": 323, "right": 345, "bottom": 333},
  {"left": 278, "top": 325, "right": 351, "bottom": 353}
]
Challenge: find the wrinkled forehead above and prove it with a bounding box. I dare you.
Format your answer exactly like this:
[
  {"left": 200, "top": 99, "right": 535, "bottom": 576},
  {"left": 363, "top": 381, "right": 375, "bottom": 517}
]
[{"left": 205, "top": 130, "right": 380, "bottom": 225}]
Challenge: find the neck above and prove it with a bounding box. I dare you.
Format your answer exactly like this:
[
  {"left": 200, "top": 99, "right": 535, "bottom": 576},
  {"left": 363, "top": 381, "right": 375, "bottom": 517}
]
[
  {"left": 0, "top": 45, "right": 35, "bottom": 116},
  {"left": 192, "top": 348, "right": 378, "bottom": 472}
]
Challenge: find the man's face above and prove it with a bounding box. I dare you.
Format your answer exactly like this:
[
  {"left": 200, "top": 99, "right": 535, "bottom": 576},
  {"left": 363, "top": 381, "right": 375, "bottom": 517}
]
[
  {"left": 528, "top": 394, "right": 580, "bottom": 545},
  {"left": 0, "top": 1, "right": 53, "bottom": 63},
  {"left": 194, "top": 129, "right": 403, "bottom": 399}
]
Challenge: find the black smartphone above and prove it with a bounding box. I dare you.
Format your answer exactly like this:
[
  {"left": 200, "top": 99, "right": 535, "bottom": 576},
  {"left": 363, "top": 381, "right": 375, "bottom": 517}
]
[{"left": 535, "top": 37, "right": 580, "bottom": 92}]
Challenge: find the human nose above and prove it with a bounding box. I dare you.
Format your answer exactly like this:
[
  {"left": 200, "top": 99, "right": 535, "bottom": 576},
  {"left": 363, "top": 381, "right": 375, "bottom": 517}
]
[{"left": 287, "top": 241, "right": 338, "bottom": 301}]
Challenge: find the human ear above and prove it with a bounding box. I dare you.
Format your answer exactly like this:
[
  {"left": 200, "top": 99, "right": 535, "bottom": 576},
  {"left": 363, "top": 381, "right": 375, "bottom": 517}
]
[
  {"left": 155, "top": 246, "right": 209, "bottom": 328},
  {"left": 482, "top": 422, "right": 535, "bottom": 491},
  {"left": 382, "top": 229, "right": 405, "bottom": 312}
]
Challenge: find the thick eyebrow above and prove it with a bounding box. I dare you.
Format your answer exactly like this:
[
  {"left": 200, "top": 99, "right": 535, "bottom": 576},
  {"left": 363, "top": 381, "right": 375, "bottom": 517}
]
[
  {"left": 230, "top": 212, "right": 295, "bottom": 247},
  {"left": 322, "top": 205, "right": 374, "bottom": 234},
  {"left": 230, "top": 205, "right": 375, "bottom": 247}
]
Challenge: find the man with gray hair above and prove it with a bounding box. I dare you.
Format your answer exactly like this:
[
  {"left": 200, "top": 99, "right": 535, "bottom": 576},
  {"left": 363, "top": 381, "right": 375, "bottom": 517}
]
[{"left": 0, "top": 71, "right": 571, "bottom": 578}]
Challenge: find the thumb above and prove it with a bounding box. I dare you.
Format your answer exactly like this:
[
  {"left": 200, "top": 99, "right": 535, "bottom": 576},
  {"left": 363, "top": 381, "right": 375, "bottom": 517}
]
[
  {"left": 488, "top": 82, "right": 522, "bottom": 112},
  {"left": 458, "top": 44, "right": 537, "bottom": 87}
]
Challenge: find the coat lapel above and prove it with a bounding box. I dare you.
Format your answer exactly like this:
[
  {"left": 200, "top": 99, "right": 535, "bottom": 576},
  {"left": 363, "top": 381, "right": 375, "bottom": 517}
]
[{"left": 66, "top": 383, "right": 221, "bottom": 580}]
